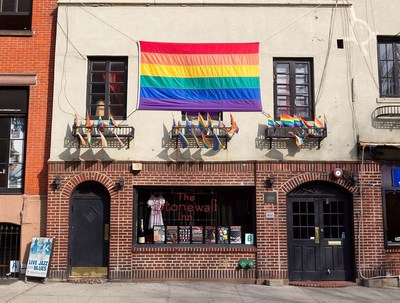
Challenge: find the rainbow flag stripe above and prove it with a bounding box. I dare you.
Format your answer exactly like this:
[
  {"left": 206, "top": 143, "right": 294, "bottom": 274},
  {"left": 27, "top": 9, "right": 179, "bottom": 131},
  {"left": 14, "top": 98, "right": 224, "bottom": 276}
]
[
  {"left": 280, "top": 114, "right": 294, "bottom": 127},
  {"left": 138, "top": 41, "right": 261, "bottom": 111}
]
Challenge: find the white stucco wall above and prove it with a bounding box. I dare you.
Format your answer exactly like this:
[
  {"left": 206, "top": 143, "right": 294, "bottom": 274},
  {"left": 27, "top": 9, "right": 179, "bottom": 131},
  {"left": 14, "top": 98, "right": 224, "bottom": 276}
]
[{"left": 50, "top": 0, "right": 400, "bottom": 162}]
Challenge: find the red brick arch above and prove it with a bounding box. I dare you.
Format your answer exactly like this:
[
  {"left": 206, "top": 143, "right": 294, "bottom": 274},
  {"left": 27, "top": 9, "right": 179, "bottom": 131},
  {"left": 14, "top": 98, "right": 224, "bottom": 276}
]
[
  {"left": 279, "top": 172, "right": 357, "bottom": 194},
  {"left": 59, "top": 172, "right": 118, "bottom": 198}
]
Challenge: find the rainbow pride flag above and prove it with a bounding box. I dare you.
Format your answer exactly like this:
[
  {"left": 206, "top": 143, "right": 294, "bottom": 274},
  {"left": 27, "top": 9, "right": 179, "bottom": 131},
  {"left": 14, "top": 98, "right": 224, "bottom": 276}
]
[
  {"left": 280, "top": 114, "right": 294, "bottom": 127},
  {"left": 138, "top": 41, "right": 261, "bottom": 111},
  {"left": 178, "top": 132, "right": 189, "bottom": 148},
  {"left": 314, "top": 116, "right": 324, "bottom": 129},
  {"left": 213, "top": 134, "right": 223, "bottom": 151},
  {"left": 201, "top": 132, "right": 212, "bottom": 148}
]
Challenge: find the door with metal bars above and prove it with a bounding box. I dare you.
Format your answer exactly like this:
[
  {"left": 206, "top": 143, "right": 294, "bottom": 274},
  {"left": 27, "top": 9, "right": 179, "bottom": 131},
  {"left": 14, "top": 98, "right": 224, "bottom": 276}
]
[{"left": 0, "top": 223, "right": 20, "bottom": 278}]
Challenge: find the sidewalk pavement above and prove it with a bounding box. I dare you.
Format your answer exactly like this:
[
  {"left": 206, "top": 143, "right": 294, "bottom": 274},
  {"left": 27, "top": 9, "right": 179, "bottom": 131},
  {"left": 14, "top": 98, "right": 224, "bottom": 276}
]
[{"left": 1, "top": 280, "right": 400, "bottom": 303}]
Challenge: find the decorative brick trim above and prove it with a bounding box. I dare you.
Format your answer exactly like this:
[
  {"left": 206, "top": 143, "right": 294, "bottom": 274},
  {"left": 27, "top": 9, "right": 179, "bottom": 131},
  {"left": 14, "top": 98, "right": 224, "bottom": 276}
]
[
  {"left": 131, "top": 269, "right": 256, "bottom": 280},
  {"left": 132, "top": 246, "right": 257, "bottom": 254}
]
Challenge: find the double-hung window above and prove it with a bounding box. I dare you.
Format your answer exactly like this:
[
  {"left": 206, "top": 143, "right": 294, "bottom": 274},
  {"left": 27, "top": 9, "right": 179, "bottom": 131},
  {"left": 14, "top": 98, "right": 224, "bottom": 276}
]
[
  {"left": 0, "top": 0, "right": 32, "bottom": 31},
  {"left": 87, "top": 57, "right": 128, "bottom": 120},
  {"left": 273, "top": 58, "right": 314, "bottom": 120},
  {"left": 378, "top": 37, "right": 400, "bottom": 97}
]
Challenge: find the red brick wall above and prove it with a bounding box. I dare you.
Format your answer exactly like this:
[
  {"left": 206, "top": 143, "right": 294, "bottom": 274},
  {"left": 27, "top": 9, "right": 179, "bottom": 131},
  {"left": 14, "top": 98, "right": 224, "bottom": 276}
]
[
  {"left": 0, "top": 1, "right": 57, "bottom": 195},
  {"left": 47, "top": 160, "right": 400, "bottom": 281}
]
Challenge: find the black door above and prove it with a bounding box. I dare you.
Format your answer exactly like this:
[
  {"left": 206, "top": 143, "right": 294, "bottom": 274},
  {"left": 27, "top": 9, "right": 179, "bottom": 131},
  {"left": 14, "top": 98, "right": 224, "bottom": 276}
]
[
  {"left": 287, "top": 182, "right": 355, "bottom": 281},
  {"left": 69, "top": 182, "right": 110, "bottom": 277}
]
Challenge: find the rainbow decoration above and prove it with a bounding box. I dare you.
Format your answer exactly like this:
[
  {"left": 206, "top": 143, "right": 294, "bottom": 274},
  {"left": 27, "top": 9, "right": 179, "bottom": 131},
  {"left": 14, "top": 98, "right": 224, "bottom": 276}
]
[
  {"left": 178, "top": 132, "right": 189, "bottom": 148},
  {"left": 172, "top": 115, "right": 178, "bottom": 128},
  {"left": 280, "top": 114, "right": 294, "bottom": 127},
  {"left": 109, "top": 114, "right": 119, "bottom": 127},
  {"left": 267, "top": 114, "right": 277, "bottom": 128},
  {"left": 77, "top": 132, "right": 86, "bottom": 145},
  {"left": 86, "top": 111, "right": 92, "bottom": 129},
  {"left": 198, "top": 113, "right": 208, "bottom": 132},
  {"left": 138, "top": 41, "right": 261, "bottom": 111},
  {"left": 207, "top": 113, "right": 213, "bottom": 129},
  {"left": 185, "top": 114, "right": 191, "bottom": 134},
  {"left": 86, "top": 131, "right": 92, "bottom": 148},
  {"left": 300, "top": 116, "right": 312, "bottom": 129},
  {"left": 289, "top": 131, "right": 305, "bottom": 147},
  {"left": 213, "top": 134, "right": 223, "bottom": 151},
  {"left": 314, "top": 116, "right": 324, "bottom": 129},
  {"left": 230, "top": 113, "right": 239, "bottom": 134},
  {"left": 97, "top": 116, "right": 104, "bottom": 131},
  {"left": 201, "top": 132, "right": 212, "bottom": 149},
  {"left": 99, "top": 131, "right": 108, "bottom": 148},
  {"left": 73, "top": 113, "right": 79, "bottom": 128},
  {"left": 191, "top": 129, "right": 202, "bottom": 148},
  {"left": 293, "top": 115, "right": 302, "bottom": 128},
  {"left": 323, "top": 114, "right": 328, "bottom": 129}
]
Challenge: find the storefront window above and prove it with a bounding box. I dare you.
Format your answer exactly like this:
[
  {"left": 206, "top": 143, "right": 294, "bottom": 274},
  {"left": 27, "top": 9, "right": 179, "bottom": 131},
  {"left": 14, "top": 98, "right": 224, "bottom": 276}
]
[
  {"left": 383, "top": 190, "right": 400, "bottom": 247},
  {"left": 134, "top": 186, "right": 255, "bottom": 245}
]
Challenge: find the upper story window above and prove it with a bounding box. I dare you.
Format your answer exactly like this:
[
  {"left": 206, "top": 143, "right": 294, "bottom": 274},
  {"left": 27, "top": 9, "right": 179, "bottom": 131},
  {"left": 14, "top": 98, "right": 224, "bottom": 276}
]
[
  {"left": 378, "top": 37, "right": 400, "bottom": 97},
  {"left": 0, "top": 0, "right": 32, "bottom": 31},
  {"left": 273, "top": 58, "right": 314, "bottom": 120},
  {"left": 87, "top": 57, "right": 128, "bottom": 120},
  {"left": 0, "top": 87, "right": 28, "bottom": 193}
]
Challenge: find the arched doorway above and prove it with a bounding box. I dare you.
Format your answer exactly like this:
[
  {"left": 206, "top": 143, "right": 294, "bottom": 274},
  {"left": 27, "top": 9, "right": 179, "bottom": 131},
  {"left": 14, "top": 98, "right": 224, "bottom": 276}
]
[
  {"left": 69, "top": 181, "right": 110, "bottom": 277},
  {"left": 287, "top": 181, "right": 355, "bottom": 281}
]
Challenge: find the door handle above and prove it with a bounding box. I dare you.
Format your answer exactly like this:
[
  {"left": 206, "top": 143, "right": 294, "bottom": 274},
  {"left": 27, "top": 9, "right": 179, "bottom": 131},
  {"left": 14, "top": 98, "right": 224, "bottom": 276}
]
[
  {"left": 104, "top": 224, "right": 109, "bottom": 241},
  {"left": 315, "top": 227, "right": 320, "bottom": 244}
]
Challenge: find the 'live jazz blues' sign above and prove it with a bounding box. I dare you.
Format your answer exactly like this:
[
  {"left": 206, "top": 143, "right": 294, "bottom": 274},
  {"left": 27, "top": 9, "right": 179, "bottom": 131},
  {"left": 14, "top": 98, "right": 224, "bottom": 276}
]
[{"left": 25, "top": 237, "right": 54, "bottom": 278}]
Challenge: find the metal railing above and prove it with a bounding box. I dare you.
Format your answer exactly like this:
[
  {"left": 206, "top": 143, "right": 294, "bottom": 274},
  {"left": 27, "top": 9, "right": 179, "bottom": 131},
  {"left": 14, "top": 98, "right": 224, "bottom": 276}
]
[
  {"left": 0, "top": 223, "right": 20, "bottom": 278},
  {"left": 265, "top": 126, "right": 327, "bottom": 149},
  {"left": 72, "top": 125, "right": 135, "bottom": 148}
]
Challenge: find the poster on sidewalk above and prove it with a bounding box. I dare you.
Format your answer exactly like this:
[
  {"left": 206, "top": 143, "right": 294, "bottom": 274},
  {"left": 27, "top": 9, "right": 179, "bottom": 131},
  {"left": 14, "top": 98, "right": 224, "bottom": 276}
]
[{"left": 25, "top": 237, "right": 54, "bottom": 278}]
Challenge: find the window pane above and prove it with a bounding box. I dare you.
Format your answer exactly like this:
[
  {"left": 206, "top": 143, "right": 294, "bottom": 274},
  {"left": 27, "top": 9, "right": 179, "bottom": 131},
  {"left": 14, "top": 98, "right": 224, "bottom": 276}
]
[
  {"left": 396, "top": 44, "right": 400, "bottom": 61},
  {"left": 379, "top": 44, "right": 387, "bottom": 60},
  {"left": 386, "top": 44, "right": 393, "bottom": 60},
  {"left": 10, "top": 118, "right": 25, "bottom": 139},
  {"left": 296, "top": 85, "right": 309, "bottom": 95},
  {"left": 109, "top": 84, "right": 125, "bottom": 94},
  {"left": 277, "top": 85, "right": 290, "bottom": 95},
  {"left": 92, "top": 62, "right": 106, "bottom": 72},
  {"left": 295, "top": 63, "right": 308, "bottom": 74},
  {"left": 276, "top": 74, "right": 289, "bottom": 84},
  {"left": 0, "top": 119, "right": 9, "bottom": 138},
  {"left": 110, "top": 73, "right": 125, "bottom": 83},
  {"left": 2, "top": 0, "right": 16, "bottom": 12},
  {"left": 380, "top": 61, "right": 388, "bottom": 77},
  {"left": 276, "top": 64, "right": 289, "bottom": 74},
  {"left": 110, "top": 62, "right": 125, "bottom": 72},
  {"left": 295, "top": 96, "right": 309, "bottom": 106},
  {"left": 8, "top": 163, "right": 22, "bottom": 188},
  {"left": 9, "top": 140, "right": 24, "bottom": 163},
  {"left": 109, "top": 106, "right": 124, "bottom": 117},
  {"left": 386, "top": 191, "right": 400, "bottom": 243},
  {"left": 92, "top": 83, "right": 105, "bottom": 94},
  {"left": 110, "top": 94, "right": 124, "bottom": 106},
  {"left": 296, "top": 74, "right": 308, "bottom": 84},
  {"left": 296, "top": 107, "right": 310, "bottom": 118},
  {"left": 18, "top": 0, "right": 31, "bottom": 12},
  {"left": 277, "top": 107, "right": 290, "bottom": 116},
  {"left": 92, "top": 72, "right": 106, "bottom": 83},
  {"left": 0, "top": 140, "right": 9, "bottom": 161},
  {"left": 277, "top": 95, "right": 290, "bottom": 106}
]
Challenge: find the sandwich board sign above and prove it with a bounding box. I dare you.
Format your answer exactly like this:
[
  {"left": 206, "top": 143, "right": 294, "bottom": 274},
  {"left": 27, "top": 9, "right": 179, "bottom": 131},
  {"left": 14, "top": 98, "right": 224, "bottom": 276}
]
[{"left": 25, "top": 237, "right": 54, "bottom": 278}]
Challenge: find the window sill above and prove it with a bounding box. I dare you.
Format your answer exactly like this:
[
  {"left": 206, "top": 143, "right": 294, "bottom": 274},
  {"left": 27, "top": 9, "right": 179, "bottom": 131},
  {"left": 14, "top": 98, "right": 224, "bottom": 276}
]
[
  {"left": 0, "top": 30, "right": 33, "bottom": 37},
  {"left": 376, "top": 97, "right": 400, "bottom": 104},
  {"left": 132, "top": 244, "right": 257, "bottom": 253}
]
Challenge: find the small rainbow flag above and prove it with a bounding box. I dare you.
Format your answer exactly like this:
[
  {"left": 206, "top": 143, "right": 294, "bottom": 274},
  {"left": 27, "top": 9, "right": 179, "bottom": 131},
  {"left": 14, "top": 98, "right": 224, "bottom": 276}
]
[
  {"left": 201, "top": 132, "right": 212, "bottom": 149},
  {"left": 267, "top": 114, "right": 277, "bottom": 128},
  {"left": 300, "top": 116, "right": 313, "bottom": 128},
  {"left": 207, "top": 113, "right": 213, "bottom": 129},
  {"left": 323, "top": 114, "right": 328, "bottom": 129},
  {"left": 198, "top": 113, "right": 208, "bottom": 132},
  {"left": 178, "top": 132, "right": 189, "bottom": 148},
  {"left": 97, "top": 116, "right": 104, "bottom": 130},
  {"left": 73, "top": 113, "right": 79, "bottom": 128},
  {"left": 293, "top": 115, "right": 302, "bottom": 128},
  {"left": 314, "top": 116, "right": 324, "bottom": 128},
  {"left": 77, "top": 132, "right": 86, "bottom": 145},
  {"left": 280, "top": 114, "right": 294, "bottom": 127},
  {"left": 191, "top": 129, "right": 201, "bottom": 148},
  {"left": 289, "top": 131, "right": 305, "bottom": 147},
  {"left": 230, "top": 113, "right": 239, "bottom": 134},
  {"left": 109, "top": 114, "right": 119, "bottom": 127},
  {"left": 213, "top": 134, "right": 223, "bottom": 151},
  {"left": 86, "top": 131, "right": 92, "bottom": 148},
  {"left": 138, "top": 41, "right": 262, "bottom": 112},
  {"left": 99, "top": 131, "right": 108, "bottom": 148},
  {"left": 86, "top": 111, "right": 92, "bottom": 129}
]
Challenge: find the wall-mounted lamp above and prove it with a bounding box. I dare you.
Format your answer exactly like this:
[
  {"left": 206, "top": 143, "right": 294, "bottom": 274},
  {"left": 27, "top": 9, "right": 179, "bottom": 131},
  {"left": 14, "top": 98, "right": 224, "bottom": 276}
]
[
  {"left": 265, "top": 175, "right": 276, "bottom": 188},
  {"left": 54, "top": 175, "right": 61, "bottom": 190},
  {"left": 115, "top": 176, "right": 125, "bottom": 190},
  {"left": 349, "top": 172, "right": 358, "bottom": 186}
]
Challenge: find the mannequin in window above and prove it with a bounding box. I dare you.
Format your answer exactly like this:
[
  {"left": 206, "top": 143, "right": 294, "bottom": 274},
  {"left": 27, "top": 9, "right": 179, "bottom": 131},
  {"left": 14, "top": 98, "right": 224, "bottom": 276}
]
[{"left": 147, "top": 193, "right": 165, "bottom": 229}]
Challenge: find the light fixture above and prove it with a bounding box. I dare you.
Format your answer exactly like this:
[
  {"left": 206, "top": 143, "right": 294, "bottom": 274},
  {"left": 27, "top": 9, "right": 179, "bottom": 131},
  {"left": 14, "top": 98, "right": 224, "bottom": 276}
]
[
  {"left": 350, "top": 172, "right": 358, "bottom": 186},
  {"left": 54, "top": 175, "right": 61, "bottom": 190},
  {"left": 266, "top": 175, "right": 276, "bottom": 188},
  {"left": 115, "top": 176, "right": 125, "bottom": 190}
]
